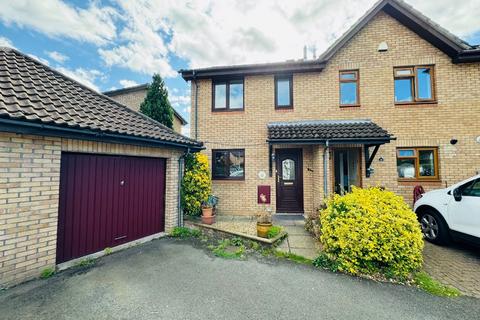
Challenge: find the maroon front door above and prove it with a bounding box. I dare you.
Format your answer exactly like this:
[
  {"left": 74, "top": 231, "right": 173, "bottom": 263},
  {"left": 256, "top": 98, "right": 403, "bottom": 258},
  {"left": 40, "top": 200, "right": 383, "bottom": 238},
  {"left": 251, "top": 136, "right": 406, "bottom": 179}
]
[
  {"left": 275, "top": 149, "right": 304, "bottom": 213},
  {"left": 56, "top": 153, "right": 166, "bottom": 264}
]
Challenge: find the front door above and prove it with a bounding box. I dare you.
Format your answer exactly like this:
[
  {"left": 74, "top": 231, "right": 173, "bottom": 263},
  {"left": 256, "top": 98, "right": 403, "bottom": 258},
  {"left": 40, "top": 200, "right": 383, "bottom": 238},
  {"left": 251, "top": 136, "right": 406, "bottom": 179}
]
[
  {"left": 334, "top": 148, "right": 361, "bottom": 194},
  {"left": 276, "top": 149, "right": 304, "bottom": 213}
]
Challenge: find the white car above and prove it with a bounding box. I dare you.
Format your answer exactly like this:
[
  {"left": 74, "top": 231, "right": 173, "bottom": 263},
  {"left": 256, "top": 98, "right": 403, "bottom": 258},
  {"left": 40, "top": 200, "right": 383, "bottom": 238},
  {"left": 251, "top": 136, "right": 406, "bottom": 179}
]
[{"left": 414, "top": 174, "right": 480, "bottom": 246}]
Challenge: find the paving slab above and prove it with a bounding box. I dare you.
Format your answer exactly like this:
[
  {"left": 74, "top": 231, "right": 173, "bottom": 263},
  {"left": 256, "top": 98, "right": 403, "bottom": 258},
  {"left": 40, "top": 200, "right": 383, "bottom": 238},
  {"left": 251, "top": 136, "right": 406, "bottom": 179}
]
[{"left": 423, "top": 241, "right": 480, "bottom": 298}]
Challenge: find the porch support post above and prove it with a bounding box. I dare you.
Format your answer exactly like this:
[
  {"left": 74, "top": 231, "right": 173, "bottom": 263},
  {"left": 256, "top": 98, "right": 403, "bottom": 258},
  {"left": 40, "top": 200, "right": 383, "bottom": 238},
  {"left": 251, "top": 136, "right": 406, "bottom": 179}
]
[
  {"left": 365, "top": 144, "right": 380, "bottom": 177},
  {"left": 323, "top": 140, "right": 329, "bottom": 197}
]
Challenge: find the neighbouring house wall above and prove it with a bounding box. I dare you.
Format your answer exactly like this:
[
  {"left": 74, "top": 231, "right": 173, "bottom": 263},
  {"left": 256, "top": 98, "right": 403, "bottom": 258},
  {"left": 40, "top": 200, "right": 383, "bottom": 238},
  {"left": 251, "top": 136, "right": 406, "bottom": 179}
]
[
  {"left": 191, "top": 11, "right": 480, "bottom": 216},
  {"left": 0, "top": 131, "right": 183, "bottom": 287},
  {"left": 107, "top": 89, "right": 184, "bottom": 133}
]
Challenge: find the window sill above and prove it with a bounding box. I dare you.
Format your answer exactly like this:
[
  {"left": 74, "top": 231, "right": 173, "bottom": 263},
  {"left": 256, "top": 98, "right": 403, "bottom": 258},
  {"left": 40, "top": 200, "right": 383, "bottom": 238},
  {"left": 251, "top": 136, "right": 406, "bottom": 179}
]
[
  {"left": 340, "top": 104, "right": 360, "bottom": 108},
  {"left": 211, "top": 109, "right": 245, "bottom": 114},
  {"left": 398, "top": 179, "right": 442, "bottom": 185},
  {"left": 213, "top": 178, "right": 245, "bottom": 182},
  {"left": 394, "top": 101, "right": 437, "bottom": 107},
  {"left": 275, "top": 106, "right": 294, "bottom": 111}
]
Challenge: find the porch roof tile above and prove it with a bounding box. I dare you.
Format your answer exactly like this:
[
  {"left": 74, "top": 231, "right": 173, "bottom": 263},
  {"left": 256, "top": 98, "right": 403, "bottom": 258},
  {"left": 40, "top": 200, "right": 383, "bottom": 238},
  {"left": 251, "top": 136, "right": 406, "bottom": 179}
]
[{"left": 267, "top": 119, "right": 394, "bottom": 143}]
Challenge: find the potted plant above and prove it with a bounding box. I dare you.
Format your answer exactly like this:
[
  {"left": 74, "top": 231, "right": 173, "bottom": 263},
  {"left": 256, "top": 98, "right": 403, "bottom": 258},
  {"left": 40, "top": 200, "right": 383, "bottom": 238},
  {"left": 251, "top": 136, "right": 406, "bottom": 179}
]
[
  {"left": 201, "top": 195, "right": 218, "bottom": 225},
  {"left": 257, "top": 193, "right": 272, "bottom": 238}
]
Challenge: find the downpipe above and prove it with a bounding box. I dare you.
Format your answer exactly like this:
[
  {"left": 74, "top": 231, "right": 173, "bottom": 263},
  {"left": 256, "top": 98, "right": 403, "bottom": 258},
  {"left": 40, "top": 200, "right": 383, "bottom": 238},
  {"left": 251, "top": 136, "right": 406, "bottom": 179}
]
[{"left": 177, "top": 148, "right": 190, "bottom": 227}]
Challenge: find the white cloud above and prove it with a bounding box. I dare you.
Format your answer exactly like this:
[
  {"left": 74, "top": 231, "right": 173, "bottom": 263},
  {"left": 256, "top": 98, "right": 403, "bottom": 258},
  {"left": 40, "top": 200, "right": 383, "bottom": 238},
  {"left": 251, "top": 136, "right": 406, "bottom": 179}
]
[
  {"left": 119, "top": 79, "right": 139, "bottom": 87},
  {"left": 168, "top": 93, "right": 190, "bottom": 108},
  {"left": 46, "top": 50, "right": 68, "bottom": 63},
  {"left": 98, "top": 0, "right": 175, "bottom": 77},
  {"left": 0, "top": 36, "right": 15, "bottom": 48},
  {"left": 104, "top": 0, "right": 479, "bottom": 74},
  {"left": 181, "top": 125, "right": 191, "bottom": 137},
  {"left": 0, "top": 0, "right": 117, "bottom": 45},
  {"left": 27, "top": 54, "right": 50, "bottom": 66},
  {"left": 56, "top": 67, "right": 103, "bottom": 92},
  {"left": 1, "top": 0, "right": 479, "bottom": 80}
]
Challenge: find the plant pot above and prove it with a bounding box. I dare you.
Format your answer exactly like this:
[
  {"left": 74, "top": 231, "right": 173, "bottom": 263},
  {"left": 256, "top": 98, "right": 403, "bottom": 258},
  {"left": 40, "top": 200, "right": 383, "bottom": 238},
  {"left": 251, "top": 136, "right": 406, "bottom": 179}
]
[
  {"left": 202, "top": 207, "right": 213, "bottom": 217},
  {"left": 257, "top": 222, "right": 272, "bottom": 238},
  {"left": 201, "top": 214, "right": 215, "bottom": 225}
]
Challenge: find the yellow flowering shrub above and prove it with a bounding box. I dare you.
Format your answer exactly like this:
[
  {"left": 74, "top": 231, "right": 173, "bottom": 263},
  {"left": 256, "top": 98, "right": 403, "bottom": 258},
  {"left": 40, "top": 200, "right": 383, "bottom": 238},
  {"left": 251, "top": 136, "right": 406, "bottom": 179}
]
[
  {"left": 181, "top": 153, "right": 211, "bottom": 216},
  {"left": 320, "top": 187, "right": 424, "bottom": 278}
]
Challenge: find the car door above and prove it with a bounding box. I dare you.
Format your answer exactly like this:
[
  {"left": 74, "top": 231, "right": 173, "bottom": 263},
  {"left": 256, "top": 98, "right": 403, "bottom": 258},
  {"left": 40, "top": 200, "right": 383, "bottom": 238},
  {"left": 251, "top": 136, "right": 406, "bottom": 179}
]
[{"left": 448, "top": 178, "right": 480, "bottom": 238}]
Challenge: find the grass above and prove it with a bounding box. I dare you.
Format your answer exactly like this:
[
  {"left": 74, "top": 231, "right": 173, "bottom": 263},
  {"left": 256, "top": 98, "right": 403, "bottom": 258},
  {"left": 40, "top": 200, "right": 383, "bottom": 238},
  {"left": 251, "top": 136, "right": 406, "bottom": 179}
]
[
  {"left": 266, "top": 226, "right": 283, "bottom": 239},
  {"left": 170, "top": 226, "right": 202, "bottom": 239},
  {"left": 40, "top": 267, "right": 55, "bottom": 279},
  {"left": 75, "top": 258, "right": 96, "bottom": 268},
  {"left": 273, "top": 250, "right": 312, "bottom": 265},
  {"left": 210, "top": 239, "right": 246, "bottom": 259},
  {"left": 414, "top": 271, "right": 461, "bottom": 297}
]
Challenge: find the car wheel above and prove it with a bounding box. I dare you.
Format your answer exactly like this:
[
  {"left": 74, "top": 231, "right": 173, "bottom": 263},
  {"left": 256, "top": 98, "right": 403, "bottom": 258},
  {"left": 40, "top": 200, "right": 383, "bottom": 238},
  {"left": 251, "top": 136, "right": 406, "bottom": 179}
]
[{"left": 419, "top": 209, "right": 450, "bottom": 245}]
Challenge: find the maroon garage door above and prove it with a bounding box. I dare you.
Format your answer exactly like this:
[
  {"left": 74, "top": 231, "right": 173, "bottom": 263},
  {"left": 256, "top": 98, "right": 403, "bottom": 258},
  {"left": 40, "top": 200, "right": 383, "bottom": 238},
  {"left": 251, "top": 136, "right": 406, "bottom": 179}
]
[{"left": 56, "top": 153, "right": 166, "bottom": 263}]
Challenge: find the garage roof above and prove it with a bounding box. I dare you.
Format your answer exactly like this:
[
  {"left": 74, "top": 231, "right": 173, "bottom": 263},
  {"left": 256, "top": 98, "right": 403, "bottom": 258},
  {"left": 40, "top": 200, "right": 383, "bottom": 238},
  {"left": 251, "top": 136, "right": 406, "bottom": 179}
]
[{"left": 0, "top": 47, "right": 202, "bottom": 150}]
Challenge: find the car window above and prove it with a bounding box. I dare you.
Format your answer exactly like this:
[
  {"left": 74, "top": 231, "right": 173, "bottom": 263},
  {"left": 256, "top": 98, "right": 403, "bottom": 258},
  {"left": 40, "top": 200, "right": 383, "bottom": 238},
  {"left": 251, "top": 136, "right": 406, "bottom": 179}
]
[{"left": 461, "top": 179, "right": 480, "bottom": 197}]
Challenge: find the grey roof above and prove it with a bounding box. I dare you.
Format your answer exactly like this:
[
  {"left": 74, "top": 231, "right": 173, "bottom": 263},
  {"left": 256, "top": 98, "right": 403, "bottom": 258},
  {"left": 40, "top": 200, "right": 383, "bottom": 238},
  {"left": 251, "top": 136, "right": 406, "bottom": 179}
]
[
  {"left": 103, "top": 84, "right": 188, "bottom": 125},
  {"left": 0, "top": 47, "right": 200, "bottom": 149},
  {"left": 267, "top": 120, "right": 393, "bottom": 142},
  {"left": 103, "top": 83, "right": 149, "bottom": 96}
]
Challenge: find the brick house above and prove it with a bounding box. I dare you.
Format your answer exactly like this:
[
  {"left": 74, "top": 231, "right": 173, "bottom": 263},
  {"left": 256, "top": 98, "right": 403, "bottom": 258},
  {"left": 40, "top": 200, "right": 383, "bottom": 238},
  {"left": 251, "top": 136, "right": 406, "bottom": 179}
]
[
  {"left": 180, "top": 0, "right": 480, "bottom": 218},
  {"left": 0, "top": 47, "right": 202, "bottom": 287},
  {"left": 104, "top": 84, "right": 188, "bottom": 133}
]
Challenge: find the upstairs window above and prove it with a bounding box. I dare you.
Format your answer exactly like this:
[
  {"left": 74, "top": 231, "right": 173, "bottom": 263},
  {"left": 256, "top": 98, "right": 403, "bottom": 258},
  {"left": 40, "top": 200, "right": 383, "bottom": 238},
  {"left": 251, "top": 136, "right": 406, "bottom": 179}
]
[
  {"left": 397, "top": 147, "right": 438, "bottom": 180},
  {"left": 275, "top": 75, "right": 293, "bottom": 109},
  {"left": 212, "top": 149, "right": 245, "bottom": 180},
  {"left": 394, "top": 66, "right": 435, "bottom": 103},
  {"left": 339, "top": 70, "right": 359, "bottom": 106},
  {"left": 213, "top": 79, "right": 244, "bottom": 111}
]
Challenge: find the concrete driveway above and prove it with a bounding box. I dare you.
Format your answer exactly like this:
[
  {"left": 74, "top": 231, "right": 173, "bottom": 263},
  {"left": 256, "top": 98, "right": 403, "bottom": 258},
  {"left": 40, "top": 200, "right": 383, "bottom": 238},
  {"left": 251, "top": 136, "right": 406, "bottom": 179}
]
[{"left": 0, "top": 238, "right": 478, "bottom": 320}]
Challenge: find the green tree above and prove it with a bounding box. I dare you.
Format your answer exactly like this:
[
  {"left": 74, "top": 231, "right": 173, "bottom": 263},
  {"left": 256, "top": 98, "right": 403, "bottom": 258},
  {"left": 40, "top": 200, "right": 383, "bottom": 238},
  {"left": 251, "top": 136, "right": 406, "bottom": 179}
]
[{"left": 139, "top": 74, "right": 174, "bottom": 129}]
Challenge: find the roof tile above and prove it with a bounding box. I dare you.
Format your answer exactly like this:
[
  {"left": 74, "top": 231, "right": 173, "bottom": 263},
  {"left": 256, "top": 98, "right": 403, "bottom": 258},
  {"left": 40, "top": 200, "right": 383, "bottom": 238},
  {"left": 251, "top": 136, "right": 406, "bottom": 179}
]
[
  {"left": 0, "top": 47, "right": 201, "bottom": 148},
  {"left": 268, "top": 120, "right": 393, "bottom": 142}
]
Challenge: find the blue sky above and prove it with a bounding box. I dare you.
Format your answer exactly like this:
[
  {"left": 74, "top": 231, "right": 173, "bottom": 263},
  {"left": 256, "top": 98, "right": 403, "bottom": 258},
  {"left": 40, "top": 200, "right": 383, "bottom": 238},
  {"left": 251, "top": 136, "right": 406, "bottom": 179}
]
[{"left": 1, "top": 0, "right": 479, "bottom": 136}]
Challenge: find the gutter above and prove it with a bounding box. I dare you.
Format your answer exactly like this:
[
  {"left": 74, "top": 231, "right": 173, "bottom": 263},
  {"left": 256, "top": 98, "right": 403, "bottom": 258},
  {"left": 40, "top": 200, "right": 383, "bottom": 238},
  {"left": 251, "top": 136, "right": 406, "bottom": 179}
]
[
  {"left": 266, "top": 137, "right": 395, "bottom": 145},
  {"left": 0, "top": 117, "right": 203, "bottom": 151},
  {"left": 453, "top": 49, "right": 480, "bottom": 63}
]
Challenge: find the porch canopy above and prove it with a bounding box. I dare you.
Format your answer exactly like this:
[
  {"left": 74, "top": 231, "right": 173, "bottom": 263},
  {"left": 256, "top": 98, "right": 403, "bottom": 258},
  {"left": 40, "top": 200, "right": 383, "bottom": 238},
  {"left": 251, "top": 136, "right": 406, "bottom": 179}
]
[{"left": 266, "top": 119, "right": 395, "bottom": 177}]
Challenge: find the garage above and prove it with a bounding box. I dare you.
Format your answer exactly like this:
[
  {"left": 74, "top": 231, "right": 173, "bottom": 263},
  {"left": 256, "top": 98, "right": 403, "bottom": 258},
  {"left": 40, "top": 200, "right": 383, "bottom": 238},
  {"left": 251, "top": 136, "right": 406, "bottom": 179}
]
[
  {"left": 0, "top": 47, "right": 203, "bottom": 287},
  {"left": 56, "top": 153, "right": 167, "bottom": 263}
]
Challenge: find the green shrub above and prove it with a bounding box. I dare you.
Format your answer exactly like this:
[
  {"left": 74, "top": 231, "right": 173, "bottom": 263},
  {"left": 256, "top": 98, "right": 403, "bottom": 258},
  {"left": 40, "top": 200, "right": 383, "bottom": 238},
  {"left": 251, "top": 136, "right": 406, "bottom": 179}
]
[
  {"left": 320, "top": 187, "right": 424, "bottom": 278},
  {"left": 40, "top": 267, "right": 55, "bottom": 279},
  {"left": 266, "top": 226, "right": 282, "bottom": 239},
  {"left": 170, "top": 226, "right": 201, "bottom": 238},
  {"left": 313, "top": 253, "right": 341, "bottom": 272},
  {"left": 181, "top": 153, "right": 211, "bottom": 216}
]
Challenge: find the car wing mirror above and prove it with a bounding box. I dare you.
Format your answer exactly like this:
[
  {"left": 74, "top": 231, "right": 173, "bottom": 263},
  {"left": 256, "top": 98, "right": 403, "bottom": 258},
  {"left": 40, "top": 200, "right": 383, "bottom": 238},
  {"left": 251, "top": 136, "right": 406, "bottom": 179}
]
[{"left": 453, "top": 188, "right": 462, "bottom": 202}]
